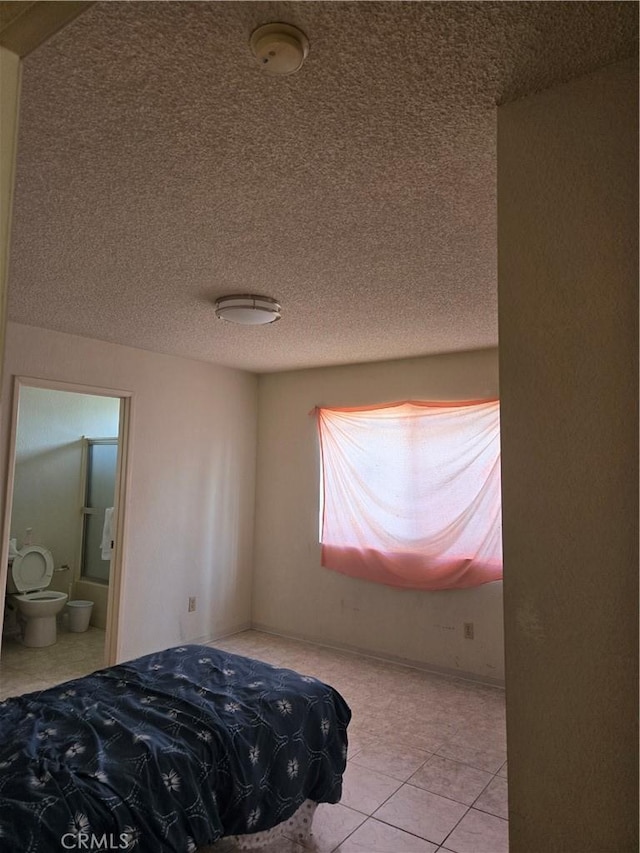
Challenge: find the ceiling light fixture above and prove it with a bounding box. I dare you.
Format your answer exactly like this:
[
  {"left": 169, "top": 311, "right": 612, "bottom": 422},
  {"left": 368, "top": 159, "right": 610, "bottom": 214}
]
[
  {"left": 249, "top": 23, "right": 309, "bottom": 76},
  {"left": 214, "top": 294, "right": 282, "bottom": 326}
]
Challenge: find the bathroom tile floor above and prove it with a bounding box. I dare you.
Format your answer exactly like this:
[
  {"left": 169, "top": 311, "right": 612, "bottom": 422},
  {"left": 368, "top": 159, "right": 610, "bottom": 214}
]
[
  {"left": 0, "top": 622, "right": 106, "bottom": 699},
  {"left": 206, "top": 631, "right": 508, "bottom": 853}
]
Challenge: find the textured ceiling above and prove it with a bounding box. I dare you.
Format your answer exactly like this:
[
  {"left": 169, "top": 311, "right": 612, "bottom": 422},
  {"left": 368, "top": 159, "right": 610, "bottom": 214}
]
[{"left": 8, "top": 1, "right": 638, "bottom": 372}]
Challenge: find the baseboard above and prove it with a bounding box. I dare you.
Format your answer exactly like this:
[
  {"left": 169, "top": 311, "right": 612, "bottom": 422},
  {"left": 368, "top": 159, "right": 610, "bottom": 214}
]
[
  {"left": 199, "top": 621, "right": 252, "bottom": 646},
  {"left": 249, "top": 622, "right": 505, "bottom": 689}
]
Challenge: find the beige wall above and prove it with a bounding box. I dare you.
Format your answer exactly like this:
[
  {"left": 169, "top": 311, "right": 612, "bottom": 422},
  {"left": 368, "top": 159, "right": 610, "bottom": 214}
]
[
  {"left": 253, "top": 348, "right": 504, "bottom": 682},
  {"left": 1, "top": 322, "right": 258, "bottom": 661},
  {"left": 498, "top": 59, "right": 638, "bottom": 851},
  {"left": 0, "top": 47, "right": 21, "bottom": 383}
]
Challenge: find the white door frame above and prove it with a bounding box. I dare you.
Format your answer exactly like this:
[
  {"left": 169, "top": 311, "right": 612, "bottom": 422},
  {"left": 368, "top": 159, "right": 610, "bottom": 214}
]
[{"left": 0, "top": 375, "right": 133, "bottom": 666}]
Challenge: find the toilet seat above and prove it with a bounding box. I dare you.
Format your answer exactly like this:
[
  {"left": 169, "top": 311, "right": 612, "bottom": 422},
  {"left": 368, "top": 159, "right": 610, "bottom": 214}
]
[{"left": 10, "top": 546, "right": 54, "bottom": 593}]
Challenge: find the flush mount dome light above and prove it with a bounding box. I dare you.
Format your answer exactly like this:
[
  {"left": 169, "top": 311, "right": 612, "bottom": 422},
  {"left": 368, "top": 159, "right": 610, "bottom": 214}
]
[{"left": 214, "top": 294, "right": 282, "bottom": 325}]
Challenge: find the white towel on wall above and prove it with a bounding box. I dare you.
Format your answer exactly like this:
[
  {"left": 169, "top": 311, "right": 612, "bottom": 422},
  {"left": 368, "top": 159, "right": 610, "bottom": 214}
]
[{"left": 101, "top": 507, "right": 115, "bottom": 560}]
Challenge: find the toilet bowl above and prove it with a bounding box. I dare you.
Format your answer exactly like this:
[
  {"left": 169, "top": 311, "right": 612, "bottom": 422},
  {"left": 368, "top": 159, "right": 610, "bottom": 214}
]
[
  {"left": 7, "top": 546, "right": 67, "bottom": 647},
  {"left": 13, "top": 590, "right": 68, "bottom": 647}
]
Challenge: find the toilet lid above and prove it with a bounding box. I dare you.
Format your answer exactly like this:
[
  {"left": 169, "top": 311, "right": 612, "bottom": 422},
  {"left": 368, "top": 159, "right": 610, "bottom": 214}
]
[{"left": 11, "top": 546, "right": 54, "bottom": 592}]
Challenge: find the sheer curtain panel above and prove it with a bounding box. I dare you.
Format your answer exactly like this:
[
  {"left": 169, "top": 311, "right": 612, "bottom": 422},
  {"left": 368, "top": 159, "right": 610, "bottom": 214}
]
[{"left": 316, "top": 400, "right": 502, "bottom": 591}]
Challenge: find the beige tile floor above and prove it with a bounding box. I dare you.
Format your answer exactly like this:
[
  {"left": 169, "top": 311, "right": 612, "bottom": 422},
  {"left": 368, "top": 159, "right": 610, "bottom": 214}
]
[
  {"left": 0, "top": 622, "right": 106, "bottom": 699},
  {"left": 0, "top": 627, "right": 508, "bottom": 852},
  {"left": 210, "top": 631, "right": 508, "bottom": 853}
]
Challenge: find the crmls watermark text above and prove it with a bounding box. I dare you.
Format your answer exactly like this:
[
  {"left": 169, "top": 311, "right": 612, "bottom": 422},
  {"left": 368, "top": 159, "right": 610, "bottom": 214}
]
[{"left": 60, "top": 833, "right": 130, "bottom": 850}]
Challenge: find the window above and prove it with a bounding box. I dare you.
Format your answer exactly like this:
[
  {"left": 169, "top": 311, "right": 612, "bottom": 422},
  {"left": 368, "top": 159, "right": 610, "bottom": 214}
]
[{"left": 315, "top": 400, "right": 502, "bottom": 590}]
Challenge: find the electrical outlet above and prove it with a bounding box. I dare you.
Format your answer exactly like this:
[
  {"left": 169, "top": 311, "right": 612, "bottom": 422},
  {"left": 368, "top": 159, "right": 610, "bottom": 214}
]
[
  {"left": 188, "top": 597, "right": 196, "bottom": 613},
  {"left": 463, "top": 622, "right": 474, "bottom": 640}
]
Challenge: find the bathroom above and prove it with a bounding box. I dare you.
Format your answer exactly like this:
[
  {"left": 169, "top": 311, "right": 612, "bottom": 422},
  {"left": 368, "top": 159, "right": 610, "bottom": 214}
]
[{"left": 1, "top": 384, "right": 122, "bottom": 690}]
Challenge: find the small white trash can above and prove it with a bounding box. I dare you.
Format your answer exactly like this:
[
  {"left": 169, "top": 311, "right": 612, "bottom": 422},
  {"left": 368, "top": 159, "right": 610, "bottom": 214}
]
[{"left": 67, "top": 600, "right": 94, "bottom": 632}]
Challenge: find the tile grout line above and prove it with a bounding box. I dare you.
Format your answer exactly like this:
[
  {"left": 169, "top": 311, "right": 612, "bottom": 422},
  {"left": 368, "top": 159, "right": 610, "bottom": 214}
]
[{"left": 340, "top": 759, "right": 507, "bottom": 848}]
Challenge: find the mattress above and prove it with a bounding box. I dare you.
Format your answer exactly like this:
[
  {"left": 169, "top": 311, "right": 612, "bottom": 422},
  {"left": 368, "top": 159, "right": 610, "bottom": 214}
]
[{"left": 0, "top": 643, "right": 351, "bottom": 852}]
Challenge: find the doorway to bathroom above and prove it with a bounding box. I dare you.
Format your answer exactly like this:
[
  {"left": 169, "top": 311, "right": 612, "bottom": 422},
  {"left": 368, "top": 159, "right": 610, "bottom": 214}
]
[{"left": 0, "top": 377, "right": 131, "bottom": 693}]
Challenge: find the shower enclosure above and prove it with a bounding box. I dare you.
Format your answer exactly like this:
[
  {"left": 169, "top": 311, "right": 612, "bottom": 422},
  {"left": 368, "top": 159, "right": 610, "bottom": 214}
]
[{"left": 80, "top": 438, "right": 118, "bottom": 583}]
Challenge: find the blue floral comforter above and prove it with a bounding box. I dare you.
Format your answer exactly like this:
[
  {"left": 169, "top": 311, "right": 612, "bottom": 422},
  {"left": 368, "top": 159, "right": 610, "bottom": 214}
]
[{"left": 0, "top": 644, "right": 351, "bottom": 852}]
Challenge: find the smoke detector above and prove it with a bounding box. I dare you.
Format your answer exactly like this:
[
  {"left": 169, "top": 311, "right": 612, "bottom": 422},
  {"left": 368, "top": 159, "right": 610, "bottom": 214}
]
[{"left": 249, "top": 23, "right": 309, "bottom": 76}]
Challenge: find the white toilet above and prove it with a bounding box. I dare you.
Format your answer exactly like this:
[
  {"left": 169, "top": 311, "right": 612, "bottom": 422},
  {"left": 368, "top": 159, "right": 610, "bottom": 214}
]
[{"left": 7, "top": 545, "right": 68, "bottom": 647}]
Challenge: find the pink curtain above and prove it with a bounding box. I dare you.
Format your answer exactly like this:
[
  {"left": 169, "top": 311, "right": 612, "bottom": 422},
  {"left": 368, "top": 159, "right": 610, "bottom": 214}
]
[{"left": 316, "top": 400, "right": 502, "bottom": 591}]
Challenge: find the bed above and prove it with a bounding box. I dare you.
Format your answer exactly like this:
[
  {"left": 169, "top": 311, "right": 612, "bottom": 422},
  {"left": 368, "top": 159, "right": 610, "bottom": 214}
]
[{"left": 0, "top": 644, "right": 351, "bottom": 852}]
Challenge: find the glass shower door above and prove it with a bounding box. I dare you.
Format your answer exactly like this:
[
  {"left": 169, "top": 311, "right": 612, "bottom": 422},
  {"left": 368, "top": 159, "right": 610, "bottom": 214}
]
[{"left": 81, "top": 439, "right": 118, "bottom": 583}]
